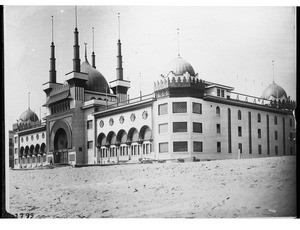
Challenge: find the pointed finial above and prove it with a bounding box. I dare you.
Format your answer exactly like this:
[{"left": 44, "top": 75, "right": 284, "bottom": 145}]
[
  {"left": 28, "top": 92, "right": 30, "bottom": 109},
  {"left": 118, "top": 13, "right": 120, "bottom": 40},
  {"left": 75, "top": 6, "right": 78, "bottom": 28},
  {"left": 92, "top": 27, "right": 95, "bottom": 52},
  {"left": 177, "top": 28, "right": 180, "bottom": 57},
  {"left": 51, "top": 16, "right": 54, "bottom": 43},
  {"left": 84, "top": 42, "right": 87, "bottom": 59},
  {"left": 272, "top": 60, "right": 275, "bottom": 83}
]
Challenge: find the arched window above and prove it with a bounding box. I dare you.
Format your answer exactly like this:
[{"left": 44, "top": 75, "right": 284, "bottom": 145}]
[
  {"left": 257, "top": 113, "right": 261, "bottom": 123},
  {"left": 238, "top": 110, "right": 242, "bottom": 120},
  {"left": 216, "top": 106, "right": 220, "bottom": 117}
]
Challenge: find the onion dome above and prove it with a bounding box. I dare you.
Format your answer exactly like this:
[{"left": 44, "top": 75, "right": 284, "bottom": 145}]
[
  {"left": 261, "top": 82, "right": 287, "bottom": 101},
  {"left": 19, "top": 109, "right": 39, "bottom": 123},
  {"left": 164, "top": 56, "right": 196, "bottom": 77},
  {"left": 81, "top": 58, "right": 109, "bottom": 93}
]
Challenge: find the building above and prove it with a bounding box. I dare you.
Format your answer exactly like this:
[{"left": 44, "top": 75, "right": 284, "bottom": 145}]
[
  {"left": 8, "top": 130, "right": 14, "bottom": 168},
  {"left": 11, "top": 12, "right": 296, "bottom": 169}
]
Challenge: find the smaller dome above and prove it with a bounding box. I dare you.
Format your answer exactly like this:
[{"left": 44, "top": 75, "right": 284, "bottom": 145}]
[
  {"left": 261, "top": 82, "right": 287, "bottom": 101},
  {"left": 81, "top": 58, "right": 109, "bottom": 93},
  {"left": 19, "top": 109, "right": 39, "bottom": 123},
  {"left": 164, "top": 56, "right": 196, "bottom": 77}
]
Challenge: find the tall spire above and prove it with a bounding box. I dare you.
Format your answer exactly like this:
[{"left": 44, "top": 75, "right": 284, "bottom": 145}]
[
  {"left": 28, "top": 92, "right": 30, "bottom": 109},
  {"left": 272, "top": 60, "right": 275, "bottom": 83},
  {"left": 91, "top": 27, "right": 96, "bottom": 68},
  {"left": 177, "top": 28, "right": 180, "bottom": 57},
  {"left": 73, "top": 6, "right": 81, "bottom": 72},
  {"left": 116, "top": 13, "right": 123, "bottom": 80},
  {"left": 84, "top": 42, "right": 87, "bottom": 60},
  {"left": 49, "top": 16, "right": 56, "bottom": 83}
]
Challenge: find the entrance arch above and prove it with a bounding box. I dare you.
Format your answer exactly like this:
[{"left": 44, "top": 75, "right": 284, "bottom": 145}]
[
  {"left": 53, "top": 128, "right": 69, "bottom": 164},
  {"left": 49, "top": 119, "right": 72, "bottom": 151},
  {"left": 54, "top": 128, "right": 68, "bottom": 150}
]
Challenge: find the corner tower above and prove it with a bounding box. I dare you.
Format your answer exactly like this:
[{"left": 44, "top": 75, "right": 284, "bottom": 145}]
[{"left": 110, "top": 13, "right": 130, "bottom": 103}]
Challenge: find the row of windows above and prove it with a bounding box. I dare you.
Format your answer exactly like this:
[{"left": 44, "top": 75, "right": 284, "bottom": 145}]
[
  {"left": 20, "top": 133, "right": 45, "bottom": 143},
  {"left": 217, "top": 89, "right": 225, "bottom": 97},
  {"left": 158, "top": 102, "right": 202, "bottom": 115},
  {"left": 159, "top": 141, "right": 203, "bottom": 153},
  {"left": 217, "top": 124, "right": 292, "bottom": 141},
  {"left": 158, "top": 102, "right": 294, "bottom": 128},
  {"left": 160, "top": 141, "right": 293, "bottom": 155},
  {"left": 159, "top": 122, "right": 203, "bottom": 134},
  {"left": 50, "top": 101, "right": 70, "bottom": 114}
]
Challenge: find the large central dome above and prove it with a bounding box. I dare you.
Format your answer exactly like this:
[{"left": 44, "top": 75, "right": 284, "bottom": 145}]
[
  {"left": 81, "top": 58, "right": 109, "bottom": 93},
  {"left": 164, "top": 56, "right": 196, "bottom": 77}
]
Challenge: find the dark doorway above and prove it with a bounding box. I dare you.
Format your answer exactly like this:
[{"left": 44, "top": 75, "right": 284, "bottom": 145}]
[{"left": 54, "top": 128, "right": 69, "bottom": 164}]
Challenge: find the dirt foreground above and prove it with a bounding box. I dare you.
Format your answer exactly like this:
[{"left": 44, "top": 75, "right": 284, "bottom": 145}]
[{"left": 8, "top": 156, "right": 296, "bottom": 218}]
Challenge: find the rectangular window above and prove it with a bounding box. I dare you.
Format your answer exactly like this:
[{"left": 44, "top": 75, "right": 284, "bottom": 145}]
[
  {"left": 87, "top": 141, "right": 93, "bottom": 149},
  {"left": 159, "top": 142, "right": 168, "bottom": 153},
  {"left": 238, "top": 143, "right": 242, "bottom": 153},
  {"left": 258, "top": 129, "right": 261, "bottom": 138},
  {"left": 216, "top": 124, "right": 221, "bottom": 134},
  {"left": 193, "top": 141, "right": 203, "bottom": 152},
  {"left": 193, "top": 122, "right": 202, "bottom": 133},
  {"left": 158, "top": 103, "right": 168, "bottom": 115},
  {"left": 173, "top": 122, "right": 187, "bottom": 132},
  {"left": 258, "top": 145, "right": 262, "bottom": 154},
  {"left": 217, "top": 142, "right": 221, "bottom": 153},
  {"left": 14, "top": 137, "right": 17, "bottom": 143},
  {"left": 14, "top": 148, "right": 17, "bottom": 154},
  {"left": 217, "top": 89, "right": 220, "bottom": 96},
  {"left": 275, "top": 131, "right": 278, "bottom": 140},
  {"left": 173, "top": 141, "right": 188, "bottom": 152},
  {"left": 274, "top": 116, "right": 277, "bottom": 125},
  {"left": 221, "top": 90, "right": 225, "bottom": 97},
  {"left": 172, "top": 102, "right": 187, "bottom": 113},
  {"left": 158, "top": 123, "right": 168, "bottom": 134},
  {"left": 192, "top": 102, "right": 202, "bottom": 114},
  {"left": 275, "top": 146, "right": 278, "bottom": 155},
  {"left": 87, "top": 120, "right": 93, "bottom": 129},
  {"left": 238, "top": 126, "right": 242, "bottom": 137}
]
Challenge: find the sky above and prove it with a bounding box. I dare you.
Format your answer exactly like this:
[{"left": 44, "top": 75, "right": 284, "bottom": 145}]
[{"left": 4, "top": 5, "right": 296, "bottom": 130}]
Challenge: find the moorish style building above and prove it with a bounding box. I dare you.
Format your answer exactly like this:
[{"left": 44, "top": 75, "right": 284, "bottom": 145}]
[{"left": 11, "top": 12, "right": 296, "bottom": 168}]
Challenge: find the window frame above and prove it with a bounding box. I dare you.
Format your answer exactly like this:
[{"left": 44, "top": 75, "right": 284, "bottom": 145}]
[
  {"left": 173, "top": 122, "right": 188, "bottom": 133},
  {"left": 193, "top": 122, "right": 203, "bottom": 133},
  {"left": 173, "top": 141, "right": 188, "bottom": 152},
  {"left": 172, "top": 102, "right": 187, "bottom": 114},
  {"left": 193, "top": 141, "right": 203, "bottom": 152},
  {"left": 158, "top": 103, "right": 168, "bottom": 115},
  {"left": 159, "top": 142, "right": 168, "bottom": 153}
]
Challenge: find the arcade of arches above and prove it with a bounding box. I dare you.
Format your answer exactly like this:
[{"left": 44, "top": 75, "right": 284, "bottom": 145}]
[
  {"left": 19, "top": 143, "right": 47, "bottom": 168},
  {"left": 97, "top": 125, "right": 152, "bottom": 163}
]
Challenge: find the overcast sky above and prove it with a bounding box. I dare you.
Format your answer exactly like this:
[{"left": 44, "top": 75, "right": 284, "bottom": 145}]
[{"left": 4, "top": 6, "right": 296, "bottom": 130}]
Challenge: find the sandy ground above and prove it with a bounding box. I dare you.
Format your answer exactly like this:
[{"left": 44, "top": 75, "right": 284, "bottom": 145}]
[{"left": 8, "top": 156, "right": 296, "bottom": 218}]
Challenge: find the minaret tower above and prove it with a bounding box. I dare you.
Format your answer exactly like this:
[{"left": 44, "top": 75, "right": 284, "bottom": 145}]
[
  {"left": 49, "top": 16, "right": 56, "bottom": 83},
  {"left": 91, "top": 27, "right": 96, "bottom": 68},
  {"left": 65, "top": 6, "right": 88, "bottom": 94},
  {"left": 43, "top": 16, "right": 61, "bottom": 97},
  {"left": 73, "top": 6, "right": 81, "bottom": 72},
  {"left": 110, "top": 13, "right": 130, "bottom": 103}
]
